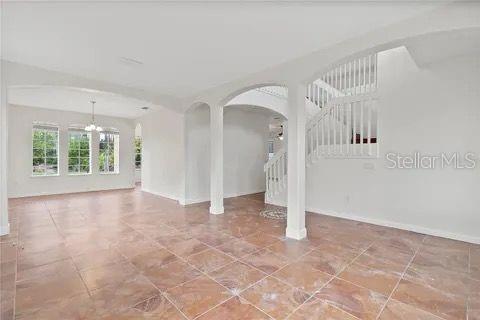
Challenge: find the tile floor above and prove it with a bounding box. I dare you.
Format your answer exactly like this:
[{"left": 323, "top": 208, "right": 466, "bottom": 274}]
[{"left": 0, "top": 187, "right": 479, "bottom": 319}]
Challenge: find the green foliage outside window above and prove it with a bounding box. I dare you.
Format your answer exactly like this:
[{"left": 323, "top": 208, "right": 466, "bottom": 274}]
[
  {"left": 99, "top": 132, "right": 118, "bottom": 173},
  {"left": 68, "top": 131, "right": 91, "bottom": 174},
  {"left": 32, "top": 127, "right": 59, "bottom": 176},
  {"left": 135, "top": 137, "right": 142, "bottom": 169}
]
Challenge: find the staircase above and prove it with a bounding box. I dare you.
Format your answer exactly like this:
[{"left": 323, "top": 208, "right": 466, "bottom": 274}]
[{"left": 265, "top": 53, "right": 379, "bottom": 197}]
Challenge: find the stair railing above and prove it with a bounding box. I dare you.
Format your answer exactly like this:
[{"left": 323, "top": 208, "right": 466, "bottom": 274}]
[
  {"left": 264, "top": 148, "right": 287, "bottom": 196},
  {"left": 265, "top": 53, "right": 379, "bottom": 197}
]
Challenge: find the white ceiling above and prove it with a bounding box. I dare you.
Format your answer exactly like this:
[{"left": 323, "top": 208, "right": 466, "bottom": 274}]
[
  {"left": 406, "top": 29, "right": 480, "bottom": 67},
  {"left": 2, "top": 1, "right": 442, "bottom": 102},
  {"left": 8, "top": 86, "right": 157, "bottom": 119}
]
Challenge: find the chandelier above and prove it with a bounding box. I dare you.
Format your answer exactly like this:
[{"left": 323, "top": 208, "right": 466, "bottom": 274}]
[{"left": 85, "top": 101, "right": 103, "bottom": 132}]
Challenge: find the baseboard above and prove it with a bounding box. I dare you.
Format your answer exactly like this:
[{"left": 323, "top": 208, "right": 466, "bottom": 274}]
[
  {"left": 8, "top": 185, "right": 136, "bottom": 199},
  {"left": 141, "top": 188, "right": 179, "bottom": 202},
  {"left": 262, "top": 197, "right": 480, "bottom": 244},
  {"left": 0, "top": 223, "right": 10, "bottom": 236},
  {"left": 306, "top": 206, "right": 480, "bottom": 245},
  {"left": 265, "top": 197, "right": 287, "bottom": 207},
  {"left": 183, "top": 189, "right": 267, "bottom": 206}
]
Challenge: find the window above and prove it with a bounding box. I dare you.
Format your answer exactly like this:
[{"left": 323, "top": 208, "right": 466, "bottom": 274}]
[
  {"left": 32, "top": 124, "right": 59, "bottom": 176},
  {"left": 135, "top": 137, "right": 142, "bottom": 170},
  {"left": 68, "top": 129, "right": 91, "bottom": 174},
  {"left": 99, "top": 131, "right": 119, "bottom": 173}
]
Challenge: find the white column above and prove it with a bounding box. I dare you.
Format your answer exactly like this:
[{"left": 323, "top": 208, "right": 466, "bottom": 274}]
[
  {"left": 0, "top": 62, "right": 10, "bottom": 236},
  {"left": 209, "top": 104, "right": 224, "bottom": 214},
  {"left": 286, "top": 83, "right": 307, "bottom": 240},
  {"left": 91, "top": 130, "right": 100, "bottom": 176},
  {"left": 178, "top": 114, "right": 187, "bottom": 206}
]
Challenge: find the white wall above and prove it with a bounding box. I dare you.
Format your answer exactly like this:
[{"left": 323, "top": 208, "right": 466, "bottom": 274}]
[
  {"left": 8, "top": 105, "right": 136, "bottom": 197},
  {"left": 268, "top": 49, "right": 480, "bottom": 243},
  {"left": 0, "top": 63, "right": 9, "bottom": 235},
  {"left": 137, "top": 108, "right": 185, "bottom": 201},
  {"left": 185, "top": 105, "right": 270, "bottom": 204}
]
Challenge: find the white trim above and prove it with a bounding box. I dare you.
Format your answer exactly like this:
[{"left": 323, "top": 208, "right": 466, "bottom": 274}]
[
  {"left": 8, "top": 185, "right": 135, "bottom": 198},
  {"left": 0, "top": 223, "right": 10, "bottom": 236},
  {"left": 209, "top": 205, "right": 224, "bottom": 215},
  {"left": 264, "top": 198, "right": 480, "bottom": 244},
  {"left": 30, "top": 173, "right": 60, "bottom": 178},
  {"left": 183, "top": 189, "right": 266, "bottom": 206},
  {"left": 305, "top": 206, "right": 480, "bottom": 245},
  {"left": 265, "top": 196, "right": 286, "bottom": 207},
  {"left": 141, "top": 187, "right": 179, "bottom": 202},
  {"left": 286, "top": 227, "right": 307, "bottom": 240}
]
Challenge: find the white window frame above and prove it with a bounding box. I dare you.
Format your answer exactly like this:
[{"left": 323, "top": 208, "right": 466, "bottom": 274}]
[
  {"left": 32, "top": 124, "right": 59, "bottom": 177},
  {"left": 99, "top": 131, "right": 120, "bottom": 174},
  {"left": 68, "top": 129, "right": 92, "bottom": 175},
  {"left": 135, "top": 136, "right": 141, "bottom": 170}
]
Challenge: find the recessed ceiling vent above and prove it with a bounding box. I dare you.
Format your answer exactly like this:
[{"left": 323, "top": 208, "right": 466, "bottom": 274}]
[
  {"left": 119, "top": 56, "right": 144, "bottom": 67},
  {"left": 141, "top": 106, "right": 149, "bottom": 110}
]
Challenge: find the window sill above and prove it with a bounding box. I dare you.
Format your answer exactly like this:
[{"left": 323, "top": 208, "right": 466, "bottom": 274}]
[
  {"left": 31, "top": 174, "right": 60, "bottom": 178},
  {"left": 68, "top": 173, "right": 92, "bottom": 176},
  {"left": 99, "top": 172, "right": 120, "bottom": 175}
]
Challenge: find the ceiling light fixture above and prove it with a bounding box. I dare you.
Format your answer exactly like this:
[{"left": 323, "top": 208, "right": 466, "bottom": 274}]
[{"left": 85, "top": 101, "right": 103, "bottom": 132}]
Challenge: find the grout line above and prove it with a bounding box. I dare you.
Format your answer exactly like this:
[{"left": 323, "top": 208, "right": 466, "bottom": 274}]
[
  {"left": 283, "top": 238, "right": 376, "bottom": 319},
  {"left": 12, "top": 193, "right": 463, "bottom": 320},
  {"left": 374, "top": 235, "right": 426, "bottom": 320},
  {"left": 100, "top": 222, "right": 191, "bottom": 319},
  {"left": 122, "top": 220, "right": 246, "bottom": 319}
]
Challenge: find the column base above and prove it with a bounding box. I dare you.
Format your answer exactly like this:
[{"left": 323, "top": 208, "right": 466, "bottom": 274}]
[
  {"left": 209, "top": 206, "right": 224, "bottom": 215},
  {"left": 0, "top": 223, "right": 10, "bottom": 236},
  {"left": 285, "top": 227, "right": 307, "bottom": 240}
]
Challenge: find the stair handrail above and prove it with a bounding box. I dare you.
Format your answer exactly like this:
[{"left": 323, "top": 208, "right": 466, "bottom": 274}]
[{"left": 264, "top": 147, "right": 286, "bottom": 171}]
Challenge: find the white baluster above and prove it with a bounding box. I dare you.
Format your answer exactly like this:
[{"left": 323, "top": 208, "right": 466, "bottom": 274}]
[
  {"left": 315, "top": 120, "right": 319, "bottom": 158},
  {"left": 368, "top": 54, "right": 372, "bottom": 93},
  {"left": 327, "top": 107, "right": 331, "bottom": 155},
  {"left": 277, "top": 158, "right": 281, "bottom": 191},
  {"left": 363, "top": 56, "right": 367, "bottom": 94},
  {"left": 317, "top": 84, "right": 320, "bottom": 107},
  {"left": 310, "top": 126, "right": 314, "bottom": 162},
  {"left": 267, "top": 165, "right": 271, "bottom": 196},
  {"left": 353, "top": 59, "right": 357, "bottom": 96},
  {"left": 368, "top": 98, "right": 372, "bottom": 156},
  {"left": 321, "top": 116, "right": 325, "bottom": 155},
  {"left": 348, "top": 61, "right": 352, "bottom": 95},
  {"left": 375, "top": 99, "right": 379, "bottom": 156},
  {"left": 360, "top": 99, "right": 364, "bottom": 155},
  {"left": 332, "top": 105, "right": 336, "bottom": 154},
  {"left": 346, "top": 102, "right": 351, "bottom": 155},
  {"left": 339, "top": 104, "right": 343, "bottom": 155},
  {"left": 353, "top": 101, "right": 357, "bottom": 156},
  {"left": 272, "top": 160, "right": 276, "bottom": 193}
]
